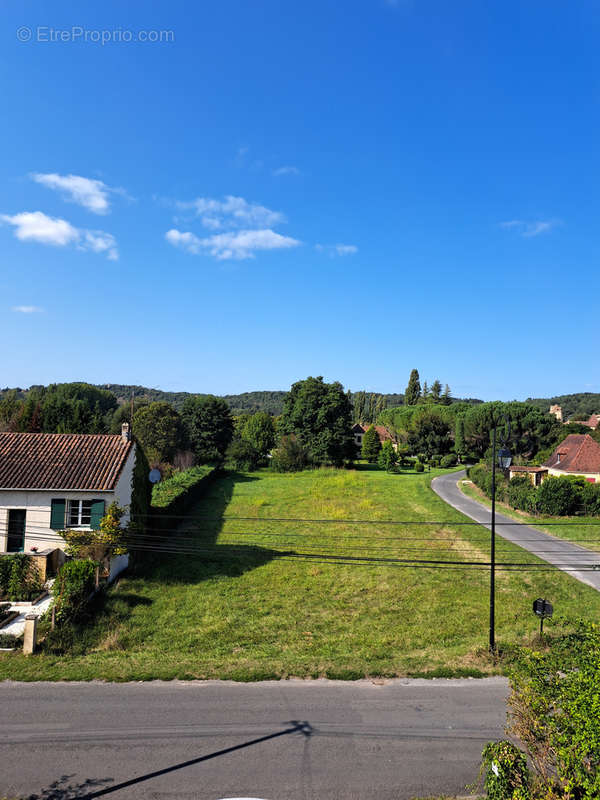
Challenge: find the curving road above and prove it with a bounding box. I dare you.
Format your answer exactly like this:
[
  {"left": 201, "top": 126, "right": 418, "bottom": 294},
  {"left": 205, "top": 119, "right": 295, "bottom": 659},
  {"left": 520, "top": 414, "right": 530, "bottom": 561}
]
[{"left": 432, "top": 470, "right": 600, "bottom": 592}]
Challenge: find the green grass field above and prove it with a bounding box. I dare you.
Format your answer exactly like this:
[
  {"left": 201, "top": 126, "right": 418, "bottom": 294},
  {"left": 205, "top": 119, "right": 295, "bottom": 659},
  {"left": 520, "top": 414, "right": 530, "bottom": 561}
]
[
  {"left": 460, "top": 479, "right": 600, "bottom": 552},
  {"left": 2, "top": 466, "right": 600, "bottom": 681}
]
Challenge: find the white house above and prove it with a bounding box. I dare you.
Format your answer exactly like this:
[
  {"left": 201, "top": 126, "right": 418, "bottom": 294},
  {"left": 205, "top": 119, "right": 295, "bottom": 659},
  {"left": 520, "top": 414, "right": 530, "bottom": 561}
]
[{"left": 0, "top": 425, "right": 136, "bottom": 555}]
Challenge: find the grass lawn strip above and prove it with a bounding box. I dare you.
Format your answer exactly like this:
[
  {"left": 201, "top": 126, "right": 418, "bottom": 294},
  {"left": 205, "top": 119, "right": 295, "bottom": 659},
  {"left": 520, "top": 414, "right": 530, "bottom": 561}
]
[{"left": 2, "top": 467, "right": 600, "bottom": 681}]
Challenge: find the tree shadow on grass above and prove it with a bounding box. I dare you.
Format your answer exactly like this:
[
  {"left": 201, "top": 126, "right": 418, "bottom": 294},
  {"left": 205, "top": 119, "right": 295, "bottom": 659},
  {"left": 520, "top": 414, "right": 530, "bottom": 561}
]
[{"left": 41, "top": 471, "right": 282, "bottom": 654}]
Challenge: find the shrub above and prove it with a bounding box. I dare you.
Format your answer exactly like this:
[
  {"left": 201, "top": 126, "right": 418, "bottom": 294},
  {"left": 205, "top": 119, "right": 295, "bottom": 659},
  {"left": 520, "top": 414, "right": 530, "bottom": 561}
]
[
  {"left": 377, "top": 440, "right": 398, "bottom": 472},
  {"left": 0, "top": 602, "right": 12, "bottom": 623},
  {"left": 440, "top": 453, "right": 458, "bottom": 468},
  {"left": 429, "top": 456, "right": 440, "bottom": 468},
  {"left": 0, "top": 554, "right": 42, "bottom": 601},
  {"left": 507, "top": 476, "right": 538, "bottom": 514},
  {"left": 507, "top": 619, "right": 600, "bottom": 798},
  {"left": 271, "top": 435, "right": 309, "bottom": 472},
  {"left": 226, "top": 438, "right": 261, "bottom": 471},
  {"left": 414, "top": 461, "right": 425, "bottom": 473},
  {"left": 537, "top": 476, "right": 580, "bottom": 516},
  {"left": 52, "top": 559, "right": 98, "bottom": 621},
  {"left": 362, "top": 426, "right": 382, "bottom": 463},
  {"left": 581, "top": 482, "right": 600, "bottom": 516},
  {"left": 0, "top": 633, "right": 20, "bottom": 649},
  {"left": 480, "top": 740, "right": 531, "bottom": 800}
]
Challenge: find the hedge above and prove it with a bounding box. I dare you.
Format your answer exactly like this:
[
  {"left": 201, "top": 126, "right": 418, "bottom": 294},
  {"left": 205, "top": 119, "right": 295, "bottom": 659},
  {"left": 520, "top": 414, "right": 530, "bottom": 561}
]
[
  {"left": 150, "top": 465, "right": 219, "bottom": 532},
  {"left": 501, "top": 619, "right": 600, "bottom": 798},
  {"left": 52, "top": 559, "right": 98, "bottom": 621},
  {"left": 469, "top": 463, "right": 600, "bottom": 517},
  {"left": 0, "top": 553, "right": 43, "bottom": 601}
]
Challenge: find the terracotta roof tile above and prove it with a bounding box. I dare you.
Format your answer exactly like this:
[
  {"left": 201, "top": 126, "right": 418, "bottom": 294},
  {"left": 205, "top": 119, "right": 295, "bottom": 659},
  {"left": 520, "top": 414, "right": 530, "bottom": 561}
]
[
  {"left": 542, "top": 434, "right": 600, "bottom": 474},
  {"left": 0, "top": 432, "right": 133, "bottom": 490}
]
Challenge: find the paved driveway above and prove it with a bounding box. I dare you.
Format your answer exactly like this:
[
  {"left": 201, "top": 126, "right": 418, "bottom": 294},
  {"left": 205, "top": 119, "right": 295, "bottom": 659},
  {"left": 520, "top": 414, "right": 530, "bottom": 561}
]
[{"left": 432, "top": 470, "right": 600, "bottom": 591}]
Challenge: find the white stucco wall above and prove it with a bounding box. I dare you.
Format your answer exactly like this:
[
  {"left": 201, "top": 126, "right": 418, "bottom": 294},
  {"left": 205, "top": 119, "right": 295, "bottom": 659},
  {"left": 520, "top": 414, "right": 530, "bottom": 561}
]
[{"left": 0, "top": 443, "right": 137, "bottom": 554}]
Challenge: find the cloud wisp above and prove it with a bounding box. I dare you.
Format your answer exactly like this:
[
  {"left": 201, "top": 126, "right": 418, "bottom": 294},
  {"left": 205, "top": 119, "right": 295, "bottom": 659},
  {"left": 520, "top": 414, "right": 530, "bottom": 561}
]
[
  {"left": 12, "top": 305, "right": 44, "bottom": 313},
  {"left": 316, "top": 243, "right": 358, "bottom": 256},
  {"left": 272, "top": 166, "right": 301, "bottom": 177},
  {"left": 30, "top": 172, "right": 126, "bottom": 215},
  {"left": 1, "top": 211, "right": 118, "bottom": 260},
  {"left": 166, "top": 228, "right": 300, "bottom": 260},
  {"left": 500, "top": 219, "right": 561, "bottom": 238},
  {"left": 177, "top": 195, "right": 285, "bottom": 230}
]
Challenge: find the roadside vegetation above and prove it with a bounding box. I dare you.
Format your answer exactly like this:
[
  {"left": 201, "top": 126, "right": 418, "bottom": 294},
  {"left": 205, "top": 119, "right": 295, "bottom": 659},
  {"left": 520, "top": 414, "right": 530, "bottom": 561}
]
[
  {"left": 2, "top": 466, "right": 600, "bottom": 681},
  {"left": 460, "top": 478, "right": 600, "bottom": 552}
]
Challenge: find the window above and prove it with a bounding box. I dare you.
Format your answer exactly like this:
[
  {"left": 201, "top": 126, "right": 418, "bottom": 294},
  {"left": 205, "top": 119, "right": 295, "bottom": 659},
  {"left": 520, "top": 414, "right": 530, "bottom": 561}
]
[{"left": 67, "top": 499, "right": 93, "bottom": 527}]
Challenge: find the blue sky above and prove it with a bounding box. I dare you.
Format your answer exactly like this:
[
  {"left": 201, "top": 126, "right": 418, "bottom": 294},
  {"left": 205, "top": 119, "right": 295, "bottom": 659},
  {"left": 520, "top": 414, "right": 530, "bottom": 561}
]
[{"left": 2, "top": 0, "right": 599, "bottom": 401}]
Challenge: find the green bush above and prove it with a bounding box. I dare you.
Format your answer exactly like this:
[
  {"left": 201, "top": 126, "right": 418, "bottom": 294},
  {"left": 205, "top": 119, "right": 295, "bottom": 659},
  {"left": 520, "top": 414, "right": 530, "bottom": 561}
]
[
  {"left": 271, "top": 435, "right": 310, "bottom": 472},
  {"left": 0, "top": 554, "right": 43, "bottom": 601},
  {"left": 377, "top": 440, "right": 399, "bottom": 472},
  {"left": 507, "top": 476, "right": 538, "bottom": 514},
  {"left": 507, "top": 619, "right": 600, "bottom": 798},
  {"left": 581, "top": 482, "right": 600, "bottom": 516},
  {"left": 480, "top": 740, "right": 531, "bottom": 800},
  {"left": 0, "top": 633, "right": 21, "bottom": 649},
  {"left": 537, "top": 476, "right": 580, "bottom": 516},
  {"left": 440, "top": 453, "right": 457, "bottom": 468},
  {"left": 414, "top": 461, "right": 425, "bottom": 473},
  {"left": 468, "top": 462, "right": 508, "bottom": 502},
  {"left": 226, "top": 438, "right": 261, "bottom": 471},
  {"left": 52, "top": 559, "right": 98, "bottom": 621}
]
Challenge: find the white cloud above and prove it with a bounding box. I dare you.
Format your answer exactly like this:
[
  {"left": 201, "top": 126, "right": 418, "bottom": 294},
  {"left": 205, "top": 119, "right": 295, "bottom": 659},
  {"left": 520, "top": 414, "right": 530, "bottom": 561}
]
[
  {"left": 316, "top": 243, "right": 358, "bottom": 257},
  {"left": 30, "top": 173, "right": 114, "bottom": 214},
  {"left": 177, "top": 195, "right": 286, "bottom": 230},
  {"left": 12, "top": 305, "right": 44, "bottom": 313},
  {"left": 272, "top": 166, "right": 301, "bottom": 176},
  {"left": 1, "top": 211, "right": 118, "bottom": 259},
  {"left": 166, "top": 228, "right": 300, "bottom": 260},
  {"left": 500, "top": 219, "right": 560, "bottom": 238},
  {"left": 1, "top": 211, "right": 79, "bottom": 246}
]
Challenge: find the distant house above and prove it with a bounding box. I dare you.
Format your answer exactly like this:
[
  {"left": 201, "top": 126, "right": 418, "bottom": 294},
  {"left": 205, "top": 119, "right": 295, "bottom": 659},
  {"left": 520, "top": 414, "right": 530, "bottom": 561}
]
[
  {"left": 550, "top": 404, "right": 563, "bottom": 422},
  {"left": 508, "top": 465, "right": 548, "bottom": 486},
  {"left": 542, "top": 434, "right": 600, "bottom": 483},
  {"left": 578, "top": 414, "right": 600, "bottom": 431},
  {"left": 0, "top": 425, "right": 136, "bottom": 555},
  {"left": 352, "top": 423, "right": 394, "bottom": 455}
]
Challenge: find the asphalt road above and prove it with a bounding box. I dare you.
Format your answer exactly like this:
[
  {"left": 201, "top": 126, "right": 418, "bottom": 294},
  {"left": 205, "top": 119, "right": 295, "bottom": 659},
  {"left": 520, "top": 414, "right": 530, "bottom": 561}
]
[
  {"left": 432, "top": 470, "right": 600, "bottom": 591},
  {"left": 0, "top": 678, "right": 508, "bottom": 800}
]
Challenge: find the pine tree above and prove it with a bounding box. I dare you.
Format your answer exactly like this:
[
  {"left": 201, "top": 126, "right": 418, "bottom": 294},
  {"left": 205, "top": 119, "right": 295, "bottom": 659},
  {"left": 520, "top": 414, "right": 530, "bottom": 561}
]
[
  {"left": 422, "top": 381, "right": 429, "bottom": 402},
  {"left": 405, "top": 369, "right": 421, "bottom": 406},
  {"left": 361, "top": 425, "right": 382, "bottom": 462},
  {"left": 441, "top": 384, "right": 452, "bottom": 406},
  {"left": 431, "top": 380, "right": 442, "bottom": 402}
]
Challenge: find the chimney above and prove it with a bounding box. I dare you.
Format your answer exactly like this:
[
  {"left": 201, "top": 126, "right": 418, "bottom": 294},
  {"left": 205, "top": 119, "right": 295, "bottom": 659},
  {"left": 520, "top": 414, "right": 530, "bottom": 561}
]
[{"left": 121, "top": 422, "right": 131, "bottom": 443}]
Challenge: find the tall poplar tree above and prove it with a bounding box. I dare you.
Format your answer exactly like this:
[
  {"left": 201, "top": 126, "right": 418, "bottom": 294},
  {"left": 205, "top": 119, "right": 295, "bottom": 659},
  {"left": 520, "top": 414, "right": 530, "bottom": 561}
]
[{"left": 405, "top": 369, "right": 421, "bottom": 406}]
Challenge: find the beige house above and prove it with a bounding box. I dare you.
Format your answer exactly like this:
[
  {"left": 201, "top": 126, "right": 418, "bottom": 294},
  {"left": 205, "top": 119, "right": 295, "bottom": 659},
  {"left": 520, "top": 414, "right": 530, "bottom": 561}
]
[
  {"left": 542, "top": 434, "right": 600, "bottom": 483},
  {"left": 0, "top": 426, "right": 136, "bottom": 555},
  {"left": 352, "top": 423, "right": 395, "bottom": 454}
]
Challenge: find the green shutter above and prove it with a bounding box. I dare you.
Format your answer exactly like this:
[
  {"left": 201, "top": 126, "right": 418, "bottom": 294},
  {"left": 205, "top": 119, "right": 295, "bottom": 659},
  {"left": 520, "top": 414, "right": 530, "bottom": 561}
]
[
  {"left": 90, "top": 500, "right": 105, "bottom": 530},
  {"left": 50, "top": 499, "right": 66, "bottom": 530}
]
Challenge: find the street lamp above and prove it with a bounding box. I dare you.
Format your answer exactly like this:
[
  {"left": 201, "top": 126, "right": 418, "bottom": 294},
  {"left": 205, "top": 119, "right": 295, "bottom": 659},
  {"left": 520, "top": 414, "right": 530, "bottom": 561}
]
[{"left": 490, "top": 423, "right": 511, "bottom": 653}]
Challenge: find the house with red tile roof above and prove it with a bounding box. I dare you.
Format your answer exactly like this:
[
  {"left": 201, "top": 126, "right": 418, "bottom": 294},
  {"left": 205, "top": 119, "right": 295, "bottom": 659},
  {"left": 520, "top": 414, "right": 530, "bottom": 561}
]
[
  {"left": 542, "top": 434, "right": 600, "bottom": 483},
  {"left": 577, "top": 413, "right": 600, "bottom": 431},
  {"left": 0, "top": 425, "right": 136, "bottom": 554},
  {"left": 352, "top": 423, "right": 395, "bottom": 455}
]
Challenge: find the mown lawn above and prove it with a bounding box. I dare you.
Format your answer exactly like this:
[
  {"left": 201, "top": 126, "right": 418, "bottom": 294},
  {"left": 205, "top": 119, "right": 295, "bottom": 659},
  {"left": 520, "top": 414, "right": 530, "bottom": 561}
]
[
  {"left": 460, "top": 478, "right": 600, "bottom": 552},
  {"left": 2, "top": 466, "right": 600, "bottom": 681}
]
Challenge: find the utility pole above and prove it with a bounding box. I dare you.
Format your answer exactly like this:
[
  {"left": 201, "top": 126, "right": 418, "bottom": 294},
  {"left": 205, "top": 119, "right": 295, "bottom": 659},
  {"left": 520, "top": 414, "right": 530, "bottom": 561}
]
[{"left": 490, "top": 426, "right": 496, "bottom": 653}]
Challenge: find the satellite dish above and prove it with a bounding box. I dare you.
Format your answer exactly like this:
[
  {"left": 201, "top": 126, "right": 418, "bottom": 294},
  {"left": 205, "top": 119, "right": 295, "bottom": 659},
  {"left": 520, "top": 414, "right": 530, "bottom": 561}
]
[{"left": 149, "top": 468, "right": 162, "bottom": 484}]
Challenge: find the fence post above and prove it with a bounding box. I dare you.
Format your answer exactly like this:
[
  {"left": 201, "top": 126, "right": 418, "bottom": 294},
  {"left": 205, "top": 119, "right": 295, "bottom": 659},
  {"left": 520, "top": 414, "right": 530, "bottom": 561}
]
[{"left": 23, "top": 614, "right": 38, "bottom": 655}]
